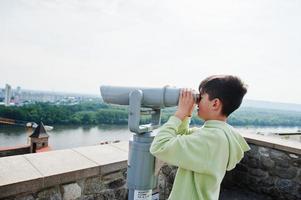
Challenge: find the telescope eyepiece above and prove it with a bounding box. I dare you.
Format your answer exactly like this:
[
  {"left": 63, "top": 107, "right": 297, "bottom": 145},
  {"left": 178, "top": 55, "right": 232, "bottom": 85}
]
[{"left": 193, "top": 93, "right": 201, "bottom": 104}]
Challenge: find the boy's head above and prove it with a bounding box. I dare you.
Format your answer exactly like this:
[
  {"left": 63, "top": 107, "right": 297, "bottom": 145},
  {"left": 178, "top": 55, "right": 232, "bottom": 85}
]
[{"left": 197, "top": 75, "right": 247, "bottom": 120}]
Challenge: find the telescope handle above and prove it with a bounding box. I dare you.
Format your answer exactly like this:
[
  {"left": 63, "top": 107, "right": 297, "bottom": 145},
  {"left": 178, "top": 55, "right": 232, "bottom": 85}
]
[{"left": 129, "top": 90, "right": 161, "bottom": 134}]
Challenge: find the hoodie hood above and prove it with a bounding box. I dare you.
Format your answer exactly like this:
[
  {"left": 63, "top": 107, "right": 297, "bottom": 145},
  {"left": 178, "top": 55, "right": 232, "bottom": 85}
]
[{"left": 204, "top": 120, "right": 250, "bottom": 171}]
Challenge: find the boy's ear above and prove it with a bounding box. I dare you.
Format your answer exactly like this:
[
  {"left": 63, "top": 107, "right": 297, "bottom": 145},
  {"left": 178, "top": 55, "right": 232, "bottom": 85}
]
[{"left": 211, "top": 98, "right": 222, "bottom": 111}]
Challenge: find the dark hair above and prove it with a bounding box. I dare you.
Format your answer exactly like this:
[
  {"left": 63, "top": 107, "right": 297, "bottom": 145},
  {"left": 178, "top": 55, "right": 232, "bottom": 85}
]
[{"left": 198, "top": 75, "right": 248, "bottom": 116}]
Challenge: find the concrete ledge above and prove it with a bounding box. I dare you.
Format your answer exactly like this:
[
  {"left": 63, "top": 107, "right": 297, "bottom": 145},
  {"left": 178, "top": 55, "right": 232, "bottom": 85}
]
[
  {"left": 0, "top": 142, "right": 128, "bottom": 199},
  {"left": 0, "top": 155, "right": 44, "bottom": 198},
  {"left": 0, "top": 145, "right": 30, "bottom": 157},
  {"left": 241, "top": 132, "right": 301, "bottom": 155},
  {"left": 1, "top": 133, "right": 300, "bottom": 199}
]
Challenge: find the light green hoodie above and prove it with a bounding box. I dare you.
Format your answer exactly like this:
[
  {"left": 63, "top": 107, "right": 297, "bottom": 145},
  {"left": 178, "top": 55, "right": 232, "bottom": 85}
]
[{"left": 150, "top": 116, "right": 250, "bottom": 200}]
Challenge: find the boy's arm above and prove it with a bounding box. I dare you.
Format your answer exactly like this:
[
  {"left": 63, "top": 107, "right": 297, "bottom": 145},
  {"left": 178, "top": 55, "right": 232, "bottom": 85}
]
[
  {"left": 177, "top": 117, "right": 194, "bottom": 135},
  {"left": 150, "top": 116, "right": 227, "bottom": 173},
  {"left": 174, "top": 88, "right": 196, "bottom": 135}
]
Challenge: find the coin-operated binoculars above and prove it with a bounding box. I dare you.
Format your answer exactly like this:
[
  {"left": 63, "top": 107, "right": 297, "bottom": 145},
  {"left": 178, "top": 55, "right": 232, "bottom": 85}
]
[{"left": 100, "top": 86, "right": 197, "bottom": 200}]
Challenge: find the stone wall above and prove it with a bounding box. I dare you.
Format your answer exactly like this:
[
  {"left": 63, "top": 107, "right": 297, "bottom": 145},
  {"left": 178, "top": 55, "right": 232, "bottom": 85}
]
[
  {"left": 0, "top": 142, "right": 129, "bottom": 200},
  {"left": 222, "top": 144, "right": 301, "bottom": 200},
  {"left": 3, "top": 169, "right": 170, "bottom": 200},
  {"left": 157, "top": 165, "right": 177, "bottom": 200},
  {"left": 157, "top": 133, "right": 301, "bottom": 200},
  {"left": 0, "top": 145, "right": 30, "bottom": 157},
  {"left": 1, "top": 133, "right": 300, "bottom": 200},
  {"left": 2, "top": 170, "right": 128, "bottom": 200}
]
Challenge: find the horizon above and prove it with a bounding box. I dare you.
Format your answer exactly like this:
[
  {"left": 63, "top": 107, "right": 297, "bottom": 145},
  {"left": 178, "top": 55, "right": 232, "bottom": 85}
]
[
  {"left": 1, "top": 0, "right": 301, "bottom": 104},
  {"left": 2, "top": 85, "right": 301, "bottom": 107}
]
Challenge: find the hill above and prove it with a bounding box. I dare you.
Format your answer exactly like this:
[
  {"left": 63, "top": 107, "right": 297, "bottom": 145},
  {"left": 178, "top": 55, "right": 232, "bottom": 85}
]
[{"left": 242, "top": 99, "right": 301, "bottom": 112}]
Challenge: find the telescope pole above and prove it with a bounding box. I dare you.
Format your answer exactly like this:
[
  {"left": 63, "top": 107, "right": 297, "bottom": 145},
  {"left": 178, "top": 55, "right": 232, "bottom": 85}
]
[
  {"left": 100, "top": 86, "right": 177, "bottom": 200},
  {"left": 127, "top": 90, "right": 159, "bottom": 200},
  {"left": 127, "top": 132, "right": 159, "bottom": 200}
]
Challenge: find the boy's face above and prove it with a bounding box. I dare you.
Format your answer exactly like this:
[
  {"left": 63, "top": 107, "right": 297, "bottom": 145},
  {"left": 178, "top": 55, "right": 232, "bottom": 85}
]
[
  {"left": 197, "top": 93, "right": 211, "bottom": 120},
  {"left": 197, "top": 92, "right": 225, "bottom": 120}
]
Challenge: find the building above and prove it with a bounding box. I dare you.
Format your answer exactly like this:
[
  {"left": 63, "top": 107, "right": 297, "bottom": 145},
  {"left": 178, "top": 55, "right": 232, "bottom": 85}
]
[
  {"left": 0, "top": 88, "right": 4, "bottom": 101},
  {"left": 29, "top": 122, "right": 50, "bottom": 153},
  {"left": 4, "top": 84, "right": 12, "bottom": 106},
  {"left": 0, "top": 121, "right": 51, "bottom": 157}
]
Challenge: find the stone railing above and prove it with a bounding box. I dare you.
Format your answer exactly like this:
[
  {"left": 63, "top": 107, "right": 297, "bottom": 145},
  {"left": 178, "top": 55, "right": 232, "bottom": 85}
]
[
  {"left": 0, "top": 145, "right": 30, "bottom": 157},
  {"left": 0, "top": 142, "right": 129, "bottom": 200},
  {"left": 1, "top": 133, "right": 301, "bottom": 200},
  {"left": 157, "top": 133, "right": 301, "bottom": 200},
  {"left": 221, "top": 132, "right": 301, "bottom": 200}
]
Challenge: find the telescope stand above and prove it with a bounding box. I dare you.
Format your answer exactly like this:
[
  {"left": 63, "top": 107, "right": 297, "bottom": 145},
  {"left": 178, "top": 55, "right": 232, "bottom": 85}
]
[
  {"left": 127, "top": 90, "right": 161, "bottom": 200},
  {"left": 127, "top": 132, "right": 159, "bottom": 200}
]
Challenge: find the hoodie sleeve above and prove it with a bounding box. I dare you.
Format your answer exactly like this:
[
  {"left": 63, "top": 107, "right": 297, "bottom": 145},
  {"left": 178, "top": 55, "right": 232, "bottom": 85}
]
[
  {"left": 177, "top": 117, "right": 195, "bottom": 135},
  {"left": 150, "top": 116, "right": 228, "bottom": 173}
]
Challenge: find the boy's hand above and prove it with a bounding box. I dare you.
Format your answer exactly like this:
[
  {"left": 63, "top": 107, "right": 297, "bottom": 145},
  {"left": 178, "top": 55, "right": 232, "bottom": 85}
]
[{"left": 175, "top": 88, "right": 196, "bottom": 121}]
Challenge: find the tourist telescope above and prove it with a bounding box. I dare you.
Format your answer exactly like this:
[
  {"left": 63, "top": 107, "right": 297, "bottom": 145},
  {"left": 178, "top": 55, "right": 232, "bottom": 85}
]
[
  {"left": 100, "top": 85, "right": 193, "bottom": 200},
  {"left": 100, "top": 85, "right": 180, "bottom": 108}
]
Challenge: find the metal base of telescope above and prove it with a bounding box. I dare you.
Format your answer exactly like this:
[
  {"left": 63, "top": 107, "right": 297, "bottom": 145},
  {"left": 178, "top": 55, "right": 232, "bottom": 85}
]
[
  {"left": 127, "top": 132, "right": 159, "bottom": 200},
  {"left": 100, "top": 87, "right": 167, "bottom": 200}
]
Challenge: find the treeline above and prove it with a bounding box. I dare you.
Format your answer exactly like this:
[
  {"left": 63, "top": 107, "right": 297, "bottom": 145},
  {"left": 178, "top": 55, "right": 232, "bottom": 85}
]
[
  {"left": 0, "top": 101, "right": 301, "bottom": 127},
  {"left": 0, "top": 101, "right": 126, "bottom": 125},
  {"left": 229, "top": 107, "right": 301, "bottom": 126}
]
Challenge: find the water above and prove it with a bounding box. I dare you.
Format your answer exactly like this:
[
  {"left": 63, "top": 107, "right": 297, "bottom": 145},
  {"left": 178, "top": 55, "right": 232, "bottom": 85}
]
[
  {"left": 235, "top": 126, "right": 301, "bottom": 142},
  {"left": 0, "top": 125, "right": 132, "bottom": 150},
  {"left": 0, "top": 125, "right": 300, "bottom": 150}
]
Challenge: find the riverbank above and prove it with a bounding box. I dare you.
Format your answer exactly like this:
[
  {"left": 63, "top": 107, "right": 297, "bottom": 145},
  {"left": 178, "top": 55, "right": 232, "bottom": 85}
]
[
  {"left": 1, "top": 102, "right": 301, "bottom": 127},
  {"left": 1, "top": 124, "right": 300, "bottom": 150}
]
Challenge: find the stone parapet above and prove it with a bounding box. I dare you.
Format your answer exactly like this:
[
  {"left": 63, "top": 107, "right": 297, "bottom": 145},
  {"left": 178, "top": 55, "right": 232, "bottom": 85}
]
[
  {"left": 241, "top": 132, "right": 301, "bottom": 154},
  {"left": 222, "top": 133, "right": 301, "bottom": 200},
  {"left": 0, "top": 142, "right": 128, "bottom": 199},
  {"left": 0, "top": 145, "right": 30, "bottom": 157},
  {"left": 0, "top": 133, "right": 301, "bottom": 200}
]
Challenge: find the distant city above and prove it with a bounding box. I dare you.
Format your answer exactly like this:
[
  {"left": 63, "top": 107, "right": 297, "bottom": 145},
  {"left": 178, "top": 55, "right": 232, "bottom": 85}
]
[
  {"left": 0, "top": 84, "right": 100, "bottom": 106},
  {"left": 1, "top": 83, "right": 301, "bottom": 112}
]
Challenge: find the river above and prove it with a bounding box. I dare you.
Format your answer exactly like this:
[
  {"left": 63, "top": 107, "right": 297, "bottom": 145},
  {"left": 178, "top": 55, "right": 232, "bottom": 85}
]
[{"left": 0, "top": 125, "right": 300, "bottom": 150}]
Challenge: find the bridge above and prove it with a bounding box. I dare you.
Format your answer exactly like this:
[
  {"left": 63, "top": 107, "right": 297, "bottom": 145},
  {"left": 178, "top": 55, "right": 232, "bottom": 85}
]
[{"left": 0, "top": 117, "right": 53, "bottom": 130}]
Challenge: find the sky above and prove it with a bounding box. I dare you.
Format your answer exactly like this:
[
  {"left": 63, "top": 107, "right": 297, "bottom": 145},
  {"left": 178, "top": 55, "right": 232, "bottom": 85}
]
[{"left": 0, "top": 0, "right": 301, "bottom": 104}]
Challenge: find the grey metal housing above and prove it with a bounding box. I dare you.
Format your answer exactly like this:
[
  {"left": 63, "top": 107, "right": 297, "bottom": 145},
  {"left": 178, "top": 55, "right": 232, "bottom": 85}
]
[{"left": 100, "top": 85, "right": 180, "bottom": 108}]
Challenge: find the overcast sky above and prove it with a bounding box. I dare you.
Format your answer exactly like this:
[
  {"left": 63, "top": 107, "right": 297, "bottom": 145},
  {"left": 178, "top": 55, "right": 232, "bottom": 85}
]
[{"left": 0, "top": 0, "right": 300, "bottom": 104}]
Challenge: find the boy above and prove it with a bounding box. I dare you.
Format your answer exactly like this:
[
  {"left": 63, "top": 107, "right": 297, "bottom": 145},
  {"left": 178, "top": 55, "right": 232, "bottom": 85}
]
[{"left": 150, "top": 75, "right": 250, "bottom": 200}]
